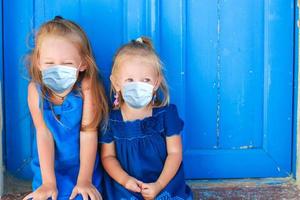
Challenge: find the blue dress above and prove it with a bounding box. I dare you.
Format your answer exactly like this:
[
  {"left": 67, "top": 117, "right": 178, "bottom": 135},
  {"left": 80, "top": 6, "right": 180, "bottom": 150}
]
[
  {"left": 31, "top": 84, "right": 103, "bottom": 200},
  {"left": 100, "top": 104, "right": 193, "bottom": 200}
]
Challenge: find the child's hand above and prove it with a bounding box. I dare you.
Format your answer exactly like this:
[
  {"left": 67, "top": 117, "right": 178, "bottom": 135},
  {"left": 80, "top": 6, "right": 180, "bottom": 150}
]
[
  {"left": 69, "top": 180, "right": 102, "bottom": 200},
  {"left": 124, "top": 176, "right": 143, "bottom": 193},
  {"left": 23, "top": 183, "right": 57, "bottom": 200},
  {"left": 141, "top": 182, "right": 163, "bottom": 200}
]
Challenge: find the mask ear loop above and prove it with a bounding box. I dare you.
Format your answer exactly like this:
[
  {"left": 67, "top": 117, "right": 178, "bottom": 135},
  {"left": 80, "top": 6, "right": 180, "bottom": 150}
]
[
  {"left": 152, "top": 80, "right": 159, "bottom": 106},
  {"left": 152, "top": 92, "right": 157, "bottom": 106},
  {"left": 73, "top": 61, "right": 82, "bottom": 97}
]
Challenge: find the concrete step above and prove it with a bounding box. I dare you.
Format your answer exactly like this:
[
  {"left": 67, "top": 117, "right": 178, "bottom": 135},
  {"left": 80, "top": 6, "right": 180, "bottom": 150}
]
[
  {"left": 189, "top": 178, "right": 300, "bottom": 200},
  {"left": 2, "top": 173, "right": 300, "bottom": 200}
]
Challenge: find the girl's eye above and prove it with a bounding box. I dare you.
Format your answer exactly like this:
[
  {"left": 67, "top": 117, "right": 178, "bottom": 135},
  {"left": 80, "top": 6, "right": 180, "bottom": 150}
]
[
  {"left": 125, "top": 78, "right": 134, "bottom": 82},
  {"left": 45, "top": 62, "right": 54, "bottom": 65},
  {"left": 63, "top": 62, "right": 74, "bottom": 65},
  {"left": 143, "top": 78, "right": 151, "bottom": 82}
]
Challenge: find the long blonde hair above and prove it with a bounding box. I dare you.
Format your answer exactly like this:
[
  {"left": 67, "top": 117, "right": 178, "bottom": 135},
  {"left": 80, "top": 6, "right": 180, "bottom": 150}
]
[
  {"left": 27, "top": 16, "right": 108, "bottom": 130},
  {"left": 111, "top": 36, "right": 170, "bottom": 108}
]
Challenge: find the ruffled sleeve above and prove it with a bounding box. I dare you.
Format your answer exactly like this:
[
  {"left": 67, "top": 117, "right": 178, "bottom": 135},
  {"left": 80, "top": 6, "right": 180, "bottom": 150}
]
[
  {"left": 99, "top": 123, "right": 114, "bottom": 143},
  {"left": 164, "top": 104, "right": 184, "bottom": 137}
]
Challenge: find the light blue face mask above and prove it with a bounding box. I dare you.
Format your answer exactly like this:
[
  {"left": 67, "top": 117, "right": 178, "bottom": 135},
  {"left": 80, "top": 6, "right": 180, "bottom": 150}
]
[
  {"left": 41, "top": 65, "right": 78, "bottom": 94},
  {"left": 122, "top": 82, "right": 154, "bottom": 109}
]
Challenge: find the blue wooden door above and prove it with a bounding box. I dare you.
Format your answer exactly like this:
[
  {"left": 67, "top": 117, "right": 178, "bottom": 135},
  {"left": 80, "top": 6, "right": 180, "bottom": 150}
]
[
  {"left": 183, "top": 0, "right": 295, "bottom": 178},
  {"left": 3, "top": 0, "right": 295, "bottom": 179}
]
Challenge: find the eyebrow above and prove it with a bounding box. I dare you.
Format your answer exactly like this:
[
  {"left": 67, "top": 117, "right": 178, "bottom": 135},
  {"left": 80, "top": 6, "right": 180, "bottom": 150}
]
[
  {"left": 42, "top": 57, "right": 54, "bottom": 60},
  {"left": 63, "top": 60, "right": 76, "bottom": 62},
  {"left": 41, "top": 58, "right": 76, "bottom": 62}
]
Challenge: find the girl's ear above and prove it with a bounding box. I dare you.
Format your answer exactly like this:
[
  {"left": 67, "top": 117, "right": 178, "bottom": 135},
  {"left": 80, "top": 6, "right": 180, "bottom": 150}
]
[
  {"left": 79, "top": 64, "right": 87, "bottom": 72},
  {"left": 37, "top": 63, "right": 42, "bottom": 71},
  {"left": 154, "top": 76, "right": 162, "bottom": 91},
  {"left": 110, "top": 75, "right": 121, "bottom": 92},
  {"left": 78, "top": 59, "right": 88, "bottom": 72}
]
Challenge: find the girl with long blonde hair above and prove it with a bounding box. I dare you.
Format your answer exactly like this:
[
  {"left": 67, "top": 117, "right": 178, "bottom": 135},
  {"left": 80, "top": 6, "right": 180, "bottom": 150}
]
[{"left": 24, "top": 16, "right": 108, "bottom": 200}]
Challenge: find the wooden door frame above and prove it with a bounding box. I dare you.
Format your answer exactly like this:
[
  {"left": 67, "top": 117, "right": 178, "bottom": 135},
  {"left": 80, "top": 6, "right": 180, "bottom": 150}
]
[
  {"left": 0, "top": 0, "right": 4, "bottom": 195},
  {"left": 295, "top": 0, "right": 300, "bottom": 181}
]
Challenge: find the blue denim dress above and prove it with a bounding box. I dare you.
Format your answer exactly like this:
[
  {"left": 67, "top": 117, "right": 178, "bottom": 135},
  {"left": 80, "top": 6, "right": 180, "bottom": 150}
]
[
  {"left": 100, "top": 104, "right": 193, "bottom": 200},
  {"left": 31, "top": 84, "right": 103, "bottom": 200}
]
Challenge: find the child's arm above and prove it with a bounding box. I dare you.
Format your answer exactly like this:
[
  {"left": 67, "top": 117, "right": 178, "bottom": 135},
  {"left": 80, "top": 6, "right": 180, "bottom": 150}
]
[
  {"left": 23, "top": 82, "right": 57, "bottom": 200},
  {"left": 101, "top": 142, "right": 143, "bottom": 193},
  {"left": 141, "top": 135, "right": 182, "bottom": 199},
  {"left": 69, "top": 78, "right": 102, "bottom": 200}
]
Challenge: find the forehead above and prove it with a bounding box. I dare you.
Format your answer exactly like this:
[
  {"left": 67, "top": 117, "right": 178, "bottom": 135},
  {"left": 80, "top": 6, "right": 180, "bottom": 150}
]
[
  {"left": 118, "top": 55, "right": 158, "bottom": 77},
  {"left": 39, "top": 35, "right": 81, "bottom": 60}
]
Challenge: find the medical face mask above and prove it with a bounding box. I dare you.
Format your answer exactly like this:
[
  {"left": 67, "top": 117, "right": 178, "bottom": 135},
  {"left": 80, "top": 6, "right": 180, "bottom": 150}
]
[
  {"left": 41, "top": 65, "right": 78, "bottom": 94},
  {"left": 122, "top": 82, "right": 154, "bottom": 109}
]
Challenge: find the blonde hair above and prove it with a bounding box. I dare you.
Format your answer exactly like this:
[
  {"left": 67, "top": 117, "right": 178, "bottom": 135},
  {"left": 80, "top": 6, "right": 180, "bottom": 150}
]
[
  {"left": 27, "top": 16, "right": 108, "bottom": 130},
  {"left": 111, "top": 36, "right": 169, "bottom": 108}
]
